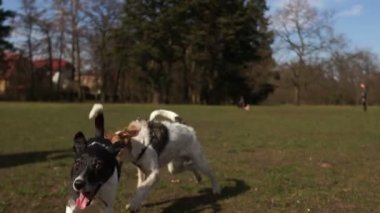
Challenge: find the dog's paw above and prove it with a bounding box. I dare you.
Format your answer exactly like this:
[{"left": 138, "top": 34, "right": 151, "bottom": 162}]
[
  {"left": 126, "top": 203, "right": 140, "bottom": 213},
  {"left": 194, "top": 173, "right": 202, "bottom": 183}
]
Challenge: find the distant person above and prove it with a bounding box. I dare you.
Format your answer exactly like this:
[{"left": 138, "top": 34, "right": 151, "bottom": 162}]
[
  {"left": 237, "top": 96, "right": 250, "bottom": 111},
  {"left": 360, "top": 83, "right": 368, "bottom": 112},
  {"left": 238, "top": 96, "right": 245, "bottom": 108}
]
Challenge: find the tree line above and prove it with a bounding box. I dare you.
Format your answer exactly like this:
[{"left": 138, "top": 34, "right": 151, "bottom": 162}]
[
  {"left": 268, "top": 0, "right": 380, "bottom": 105},
  {"left": 0, "top": 0, "right": 379, "bottom": 105},
  {"left": 0, "top": 0, "right": 275, "bottom": 104}
]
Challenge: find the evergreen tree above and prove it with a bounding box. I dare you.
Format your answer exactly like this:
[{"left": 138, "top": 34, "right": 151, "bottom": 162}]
[
  {"left": 0, "top": 0, "right": 15, "bottom": 71},
  {"left": 240, "top": 0, "right": 276, "bottom": 104},
  {"left": 116, "top": 0, "right": 274, "bottom": 104},
  {"left": 184, "top": 0, "right": 275, "bottom": 103},
  {"left": 119, "top": 0, "right": 184, "bottom": 103}
]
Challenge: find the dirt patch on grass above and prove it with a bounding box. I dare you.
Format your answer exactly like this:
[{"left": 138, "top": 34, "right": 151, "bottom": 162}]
[{"left": 252, "top": 149, "right": 288, "bottom": 166}]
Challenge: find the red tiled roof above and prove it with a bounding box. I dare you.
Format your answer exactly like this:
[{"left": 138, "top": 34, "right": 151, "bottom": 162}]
[
  {"left": 4, "top": 52, "right": 22, "bottom": 61},
  {"left": 33, "top": 59, "right": 73, "bottom": 71},
  {"left": 1, "top": 53, "right": 74, "bottom": 80}
]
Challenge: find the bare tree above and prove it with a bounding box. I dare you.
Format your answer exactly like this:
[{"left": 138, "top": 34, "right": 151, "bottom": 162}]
[
  {"left": 316, "top": 48, "right": 378, "bottom": 104},
  {"left": 82, "top": 0, "right": 122, "bottom": 102},
  {"left": 17, "top": 0, "right": 45, "bottom": 100},
  {"left": 36, "top": 18, "right": 54, "bottom": 91},
  {"left": 52, "top": 0, "right": 69, "bottom": 94},
  {"left": 273, "top": 0, "right": 339, "bottom": 105},
  {"left": 67, "top": 0, "right": 83, "bottom": 101}
]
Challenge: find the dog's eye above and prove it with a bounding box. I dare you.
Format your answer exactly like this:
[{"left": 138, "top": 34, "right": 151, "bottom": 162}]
[
  {"left": 94, "top": 160, "right": 104, "bottom": 170},
  {"left": 74, "top": 159, "right": 86, "bottom": 171}
]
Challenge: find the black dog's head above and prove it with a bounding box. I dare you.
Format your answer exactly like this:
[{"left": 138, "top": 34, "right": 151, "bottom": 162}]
[{"left": 69, "top": 104, "right": 124, "bottom": 209}]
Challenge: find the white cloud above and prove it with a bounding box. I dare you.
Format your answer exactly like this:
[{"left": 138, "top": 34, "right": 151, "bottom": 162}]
[
  {"left": 337, "top": 4, "right": 364, "bottom": 17},
  {"left": 269, "top": 0, "right": 349, "bottom": 10},
  {"left": 269, "top": 0, "right": 327, "bottom": 9}
]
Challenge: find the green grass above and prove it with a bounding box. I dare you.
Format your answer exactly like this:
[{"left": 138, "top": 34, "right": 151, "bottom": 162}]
[{"left": 0, "top": 103, "right": 380, "bottom": 212}]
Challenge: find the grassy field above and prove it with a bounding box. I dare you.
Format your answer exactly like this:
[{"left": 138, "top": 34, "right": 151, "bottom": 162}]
[{"left": 0, "top": 103, "right": 380, "bottom": 213}]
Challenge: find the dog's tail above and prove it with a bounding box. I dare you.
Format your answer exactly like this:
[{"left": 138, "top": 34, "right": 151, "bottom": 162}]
[
  {"left": 149, "top": 109, "right": 184, "bottom": 123},
  {"left": 89, "top": 103, "right": 104, "bottom": 138}
]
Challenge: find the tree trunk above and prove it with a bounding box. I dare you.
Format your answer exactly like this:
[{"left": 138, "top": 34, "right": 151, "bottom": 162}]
[
  {"left": 164, "top": 61, "right": 172, "bottom": 104},
  {"left": 57, "top": 35, "right": 64, "bottom": 100},
  {"left": 182, "top": 59, "right": 189, "bottom": 103},
  {"left": 152, "top": 89, "right": 160, "bottom": 104},
  {"left": 101, "top": 72, "right": 107, "bottom": 102},
  {"left": 27, "top": 28, "right": 35, "bottom": 100},
  {"left": 189, "top": 60, "right": 199, "bottom": 104},
  {"left": 70, "top": 23, "right": 76, "bottom": 101},
  {"left": 294, "top": 84, "right": 301, "bottom": 106},
  {"left": 71, "top": 0, "right": 82, "bottom": 101},
  {"left": 47, "top": 31, "right": 53, "bottom": 93},
  {"left": 75, "top": 33, "right": 82, "bottom": 101},
  {"left": 112, "top": 65, "right": 122, "bottom": 102}
]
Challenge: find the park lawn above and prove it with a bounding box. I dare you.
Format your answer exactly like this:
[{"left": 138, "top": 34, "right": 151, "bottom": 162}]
[{"left": 0, "top": 103, "right": 379, "bottom": 212}]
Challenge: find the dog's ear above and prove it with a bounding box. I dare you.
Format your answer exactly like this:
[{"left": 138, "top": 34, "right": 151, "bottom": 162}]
[
  {"left": 116, "top": 129, "right": 139, "bottom": 139},
  {"left": 105, "top": 132, "right": 117, "bottom": 142},
  {"left": 125, "top": 122, "right": 141, "bottom": 136},
  {"left": 115, "top": 121, "right": 141, "bottom": 139},
  {"left": 73, "top": 131, "right": 87, "bottom": 153}
]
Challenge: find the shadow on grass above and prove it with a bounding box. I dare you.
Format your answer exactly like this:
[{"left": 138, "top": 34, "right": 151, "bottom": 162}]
[
  {"left": 145, "top": 178, "right": 250, "bottom": 212},
  {"left": 0, "top": 149, "right": 72, "bottom": 168}
]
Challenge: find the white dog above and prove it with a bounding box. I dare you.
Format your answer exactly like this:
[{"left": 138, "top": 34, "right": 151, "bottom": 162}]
[{"left": 115, "top": 109, "right": 221, "bottom": 212}]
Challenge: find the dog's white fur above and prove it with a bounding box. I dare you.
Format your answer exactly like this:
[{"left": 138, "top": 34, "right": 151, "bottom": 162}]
[
  {"left": 66, "top": 104, "right": 119, "bottom": 213},
  {"left": 148, "top": 109, "right": 179, "bottom": 122},
  {"left": 88, "top": 103, "right": 103, "bottom": 119},
  {"left": 123, "top": 109, "right": 221, "bottom": 212}
]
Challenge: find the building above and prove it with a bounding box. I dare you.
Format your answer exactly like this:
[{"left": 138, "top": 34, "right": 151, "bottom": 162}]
[
  {"left": 1, "top": 52, "right": 101, "bottom": 100},
  {"left": 0, "top": 52, "right": 29, "bottom": 98},
  {"left": 33, "top": 58, "right": 75, "bottom": 90},
  {"left": 79, "top": 71, "right": 101, "bottom": 98}
]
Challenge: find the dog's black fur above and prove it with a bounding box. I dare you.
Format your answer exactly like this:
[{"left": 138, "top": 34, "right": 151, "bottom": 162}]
[
  {"left": 68, "top": 106, "right": 124, "bottom": 210},
  {"left": 148, "top": 121, "right": 170, "bottom": 156},
  {"left": 71, "top": 135, "right": 122, "bottom": 190},
  {"left": 131, "top": 121, "right": 170, "bottom": 168}
]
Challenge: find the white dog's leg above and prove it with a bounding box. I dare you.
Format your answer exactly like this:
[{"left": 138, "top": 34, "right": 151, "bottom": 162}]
[
  {"left": 127, "top": 169, "right": 160, "bottom": 212},
  {"left": 192, "top": 154, "right": 221, "bottom": 194},
  {"left": 65, "top": 199, "right": 76, "bottom": 213},
  {"left": 167, "top": 159, "right": 183, "bottom": 174},
  {"left": 65, "top": 206, "right": 73, "bottom": 213},
  {"left": 137, "top": 168, "right": 146, "bottom": 187},
  {"left": 168, "top": 159, "right": 202, "bottom": 183},
  {"left": 189, "top": 166, "right": 202, "bottom": 183}
]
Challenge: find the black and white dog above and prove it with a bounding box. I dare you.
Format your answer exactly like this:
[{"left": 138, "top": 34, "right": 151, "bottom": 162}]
[
  {"left": 66, "top": 104, "right": 124, "bottom": 213},
  {"left": 116, "top": 109, "right": 221, "bottom": 212}
]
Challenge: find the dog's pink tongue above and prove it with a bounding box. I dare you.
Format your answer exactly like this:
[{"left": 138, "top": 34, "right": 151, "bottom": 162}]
[{"left": 75, "top": 193, "right": 89, "bottom": 209}]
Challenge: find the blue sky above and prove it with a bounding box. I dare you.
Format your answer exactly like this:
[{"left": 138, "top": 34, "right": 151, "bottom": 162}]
[
  {"left": 269, "top": 0, "right": 380, "bottom": 57},
  {"left": 3, "top": 0, "right": 380, "bottom": 58}
]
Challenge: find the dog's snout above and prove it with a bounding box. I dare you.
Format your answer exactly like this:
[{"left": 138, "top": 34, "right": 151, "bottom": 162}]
[{"left": 74, "top": 179, "right": 86, "bottom": 190}]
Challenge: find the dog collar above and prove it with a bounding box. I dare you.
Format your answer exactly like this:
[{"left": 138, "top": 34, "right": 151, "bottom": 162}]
[{"left": 88, "top": 141, "right": 109, "bottom": 149}]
